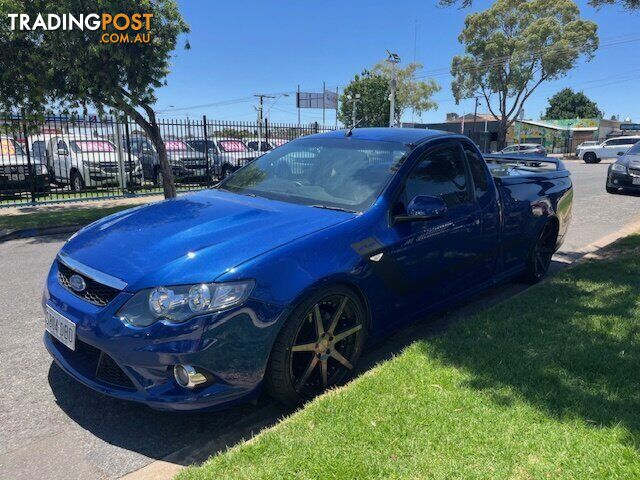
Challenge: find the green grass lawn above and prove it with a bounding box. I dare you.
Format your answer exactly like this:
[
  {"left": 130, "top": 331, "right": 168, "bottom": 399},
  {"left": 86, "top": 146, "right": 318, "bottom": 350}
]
[
  {"left": 178, "top": 235, "right": 640, "bottom": 480},
  {"left": 0, "top": 204, "right": 134, "bottom": 231}
]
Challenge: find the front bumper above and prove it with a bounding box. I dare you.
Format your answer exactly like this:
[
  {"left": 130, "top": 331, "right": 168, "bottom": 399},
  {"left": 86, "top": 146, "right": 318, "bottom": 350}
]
[
  {"left": 43, "top": 261, "right": 285, "bottom": 411},
  {"left": 607, "top": 170, "right": 640, "bottom": 192},
  {"left": 0, "top": 174, "right": 50, "bottom": 193}
]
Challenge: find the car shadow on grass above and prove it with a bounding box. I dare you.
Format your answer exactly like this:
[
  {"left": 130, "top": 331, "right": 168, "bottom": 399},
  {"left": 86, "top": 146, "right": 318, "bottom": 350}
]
[
  {"left": 419, "top": 252, "right": 640, "bottom": 449},
  {"left": 46, "top": 259, "right": 571, "bottom": 466}
]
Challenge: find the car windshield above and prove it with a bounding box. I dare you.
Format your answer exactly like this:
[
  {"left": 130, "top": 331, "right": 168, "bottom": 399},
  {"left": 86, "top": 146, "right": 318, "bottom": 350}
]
[
  {"left": 628, "top": 142, "right": 640, "bottom": 155},
  {"left": 0, "top": 138, "right": 25, "bottom": 156},
  {"left": 70, "top": 140, "right": 115, "bottom": 153},
  {"left": 219, "top": 140, "right": 248, "bottom": 152},
  {"left": 218, "top": 137, "right": 409, "bottom": 212},
  {"left": 165, "top": 140, "right": 193, "bottom": 152}
]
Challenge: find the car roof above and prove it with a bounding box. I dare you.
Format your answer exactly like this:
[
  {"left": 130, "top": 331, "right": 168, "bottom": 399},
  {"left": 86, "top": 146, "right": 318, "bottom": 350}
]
[
  {"left": 608, "top": 136, "right": 640, "bottom": 141},
  {"left": 304, "top": 127, "right": 448, "bottom": 145}
]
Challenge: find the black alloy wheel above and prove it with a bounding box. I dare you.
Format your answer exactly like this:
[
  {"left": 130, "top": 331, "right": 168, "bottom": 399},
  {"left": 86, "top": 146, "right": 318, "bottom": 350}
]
[
  {"left": 266, "top": 286, "right": 366, "bottom": 406},
  {"left": 583, "top": 152, "right": 599, "bottom": 164},
  {"left": 523, "top": 221, "right": 557, "bottom": 283}
]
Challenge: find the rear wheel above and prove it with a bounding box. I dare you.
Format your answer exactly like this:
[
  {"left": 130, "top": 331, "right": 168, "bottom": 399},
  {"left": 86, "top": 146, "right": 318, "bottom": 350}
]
[
  {"left": 265, "top": 286, "right": 367, "bottom": 407},
  {"left": 153, "top": 167, "right": 163, "bottom": 187},
  {"left": 522, "top": 221, "right": 557, "bottom": 284},
  {"left": 70, "top": 171, "right": 84, "bottom": 192},
  {"left": 583, "top": 152, "right": 600, "bottom": 164}
]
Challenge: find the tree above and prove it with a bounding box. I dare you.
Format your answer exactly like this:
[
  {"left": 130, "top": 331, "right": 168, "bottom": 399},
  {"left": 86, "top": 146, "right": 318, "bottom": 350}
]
[
  {"left": 440, "top": 0, "right": 639, "bottom": 10},
  {"left": 371, "top": 61, "right": 440, "bottom": 126},
  {"left": 0, "top": 0, "right": 189, "bottom": 199},
  {"left": 338, "top": 71, "right": 391, "bottom": 127},
  {"left": 451, "top": 0, "right": 598, "bottom": 148},
  {"left": 338, "top": 62, "right": 440, "bottom": 128},
  {"left": 543, "top": 88, "right": 602, "bottom": 119}
]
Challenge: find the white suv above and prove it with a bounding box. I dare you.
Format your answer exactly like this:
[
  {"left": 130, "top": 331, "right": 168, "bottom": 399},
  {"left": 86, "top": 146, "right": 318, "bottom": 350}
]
[{"left": 577, "top": 136, "right": 640, "bottom": 164}]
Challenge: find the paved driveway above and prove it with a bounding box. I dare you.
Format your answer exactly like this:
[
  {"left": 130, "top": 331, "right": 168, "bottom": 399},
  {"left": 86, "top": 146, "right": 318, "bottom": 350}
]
[{"left": 0, "top": 160, "right": 638, "bottom": 480}]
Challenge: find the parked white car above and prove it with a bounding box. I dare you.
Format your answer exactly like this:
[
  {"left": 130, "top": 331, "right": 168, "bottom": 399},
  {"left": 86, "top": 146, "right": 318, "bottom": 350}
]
[
  {"left": 577, "top": 136, "right": 640, "bottom": 164},
  {"left": 40, "top": 135, "right": 143, "bottom": 190},
  {"left": 575, "top": 140, "right": 598, "bottom": 156}
]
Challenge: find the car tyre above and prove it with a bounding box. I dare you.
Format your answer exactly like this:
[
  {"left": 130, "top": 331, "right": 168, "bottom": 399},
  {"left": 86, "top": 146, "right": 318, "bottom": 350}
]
[
  {"left": 583, "top": 152, "right": 600, "bottom": 164},
  {"left": 265, "top": 285, "right": 367, "bottom": 407},
  {"left": 221, "top": 164, "right": 234, "bottom": 179},
  {"left": 522, "top": 221, "right": 558, "bottom": 284},
  {"left": 153, "top": 167, "right": 163, "bottom": 187},
  {"left": 70, "top": 171, "right": 85, "bottom": 192}
]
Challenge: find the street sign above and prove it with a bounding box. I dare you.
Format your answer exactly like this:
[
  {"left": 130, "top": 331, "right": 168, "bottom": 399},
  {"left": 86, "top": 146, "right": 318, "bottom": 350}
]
[
  {"left": 621, "top": 123, "right": 640, "bottom": 131},
  {"left": 297, "top": 90, "right": 338, "bottom": 110}
]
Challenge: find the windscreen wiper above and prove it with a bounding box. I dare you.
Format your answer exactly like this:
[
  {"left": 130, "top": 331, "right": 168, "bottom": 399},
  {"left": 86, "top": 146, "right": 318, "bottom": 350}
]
[{"left": 310, "top": 204, "right": 356, "bottom": 213}]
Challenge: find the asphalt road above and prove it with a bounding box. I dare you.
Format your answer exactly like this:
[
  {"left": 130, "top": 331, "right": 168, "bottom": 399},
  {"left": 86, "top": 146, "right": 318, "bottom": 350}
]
[{"left": 1, "top": 159, "right": 638, "bottom": 480}]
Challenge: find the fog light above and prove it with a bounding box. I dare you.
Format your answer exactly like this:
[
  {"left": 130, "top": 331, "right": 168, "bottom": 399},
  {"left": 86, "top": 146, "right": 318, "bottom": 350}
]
[{"left": 173, "top": 364, "right": 207, "bottom": 389}]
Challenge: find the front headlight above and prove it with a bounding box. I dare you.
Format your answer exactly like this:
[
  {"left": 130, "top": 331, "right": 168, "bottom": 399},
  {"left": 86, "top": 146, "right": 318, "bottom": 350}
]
[
  {"left": 117, "top": 280, "right": 254, "bottom": 327},
  {"left": 611, "top": 163, "right": 627, "bottom": 174}
]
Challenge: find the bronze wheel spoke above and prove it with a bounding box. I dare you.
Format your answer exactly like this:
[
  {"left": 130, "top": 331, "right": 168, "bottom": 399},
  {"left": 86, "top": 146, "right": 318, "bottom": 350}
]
[
  {"left": 320, "top": 358, "right": 328, "bottom": 389},
  {"left": 330, "top": 349, "right": 353, "bottom": 370},
  {"left": 295, "top": 356, "right": 318, "bottom": 391},
  {"left": 313, "top": 304, "right": 324, "bottom": 337},
  {"left": 292, "top": 342, "right": 317, "bottom": 352},
  {"left": 333, "top": 324, "right": 362, "bottom": 343},
  {"left": 328, "top": 296, "right": 348, "bottom": 334}
]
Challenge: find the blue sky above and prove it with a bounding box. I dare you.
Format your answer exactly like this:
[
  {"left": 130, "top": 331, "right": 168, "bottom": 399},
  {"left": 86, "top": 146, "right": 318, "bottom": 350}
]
[{"left": 155, "top": 0, "right": 640, "bottom": 125}]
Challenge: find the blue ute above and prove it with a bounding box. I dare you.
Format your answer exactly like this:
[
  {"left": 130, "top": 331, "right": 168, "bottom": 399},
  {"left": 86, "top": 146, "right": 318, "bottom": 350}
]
[{"left": 43, "top": 128, "right": 572, "bottom": 410}]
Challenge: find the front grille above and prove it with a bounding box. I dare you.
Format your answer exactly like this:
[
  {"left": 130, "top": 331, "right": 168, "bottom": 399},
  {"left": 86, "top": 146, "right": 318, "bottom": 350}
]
[
  {"left": 57, "top": 261, "right": 120, "bottom": 307},
  {"left": 184, "top": 163, "right": 208, "bottom": 170},
  {"left": 51, "top": 337, "right": 135, "bottom": 390}
]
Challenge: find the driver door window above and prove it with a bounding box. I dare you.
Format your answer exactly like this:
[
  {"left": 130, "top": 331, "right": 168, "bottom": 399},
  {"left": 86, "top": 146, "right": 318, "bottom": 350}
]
[{"left": 402, "top": 143, "right": 472, "bottom": 209}]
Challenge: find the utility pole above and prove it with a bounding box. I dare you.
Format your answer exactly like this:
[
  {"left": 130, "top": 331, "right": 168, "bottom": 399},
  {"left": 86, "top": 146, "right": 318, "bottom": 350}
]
[
  {"left": 471, "top": 96, "right": 479, "bottom": 140},
  {"left": 347, "top": 93, "right": 361, "bottom": 129},
  {"left": 386, "top": 51, "right": 400, "bottom": 128},
  {"left": 255, "top": 94, "right": 275, "bottom": 149}
]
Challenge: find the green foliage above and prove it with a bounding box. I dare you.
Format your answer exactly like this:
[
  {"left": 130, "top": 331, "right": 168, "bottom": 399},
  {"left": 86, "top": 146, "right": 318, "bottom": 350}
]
[
  {"left": 440, "top": 0, "right": 639, "bottom": 11},
  {"left": 0, "top": 0, "right": 189, "bottom": 198},
  {"left": 338, "top": 71, "right": 391, "bottom": 127},
  {"left": 543, "top": 88, "right": 602, "bottom": 119},
  {"left": 338, "top": 62, "right": 440, "bottom": 127},
  {"left": 451, "top": 0, "right": 598, "bottom": 146}
]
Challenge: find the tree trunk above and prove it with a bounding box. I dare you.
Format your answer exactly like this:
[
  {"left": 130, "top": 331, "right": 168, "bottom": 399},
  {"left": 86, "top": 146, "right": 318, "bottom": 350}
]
[
  {"left": 497, "top": 118, "right": 508, "bottom": 151},
  {"left": 148, "top": 122, "right": 176, "bottom": 199}
]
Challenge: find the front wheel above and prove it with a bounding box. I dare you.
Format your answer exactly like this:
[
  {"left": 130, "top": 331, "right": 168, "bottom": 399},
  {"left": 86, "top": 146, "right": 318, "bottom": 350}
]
[
  {"left": 522, "top": 221, "right": 558, "bottom": 284},
  {"left": 265, "top": 286, "right": 367, "bottom": 407},
  {"left": 583, "top": 152, "right": 600, "bottom": 164}
]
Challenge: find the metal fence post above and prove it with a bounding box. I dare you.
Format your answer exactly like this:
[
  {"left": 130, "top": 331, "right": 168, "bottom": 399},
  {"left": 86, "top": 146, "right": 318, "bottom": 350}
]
[
  {"left": 203, "top": 115, "right": 211, "bottom": 187},
  {"left": 114, "top": 116, "right": 127, "bottom": 193},
  {"left": 124, "top": 119, "right": 134, "bottom": 194},
  {"left": 21, "top": 113, "right": 37, "bottom": 204}
]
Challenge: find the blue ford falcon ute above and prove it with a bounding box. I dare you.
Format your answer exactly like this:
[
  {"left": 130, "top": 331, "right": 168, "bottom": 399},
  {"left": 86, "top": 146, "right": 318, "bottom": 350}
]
[{"left": 43, "top": 128, "right": 572, "bottom": 411}]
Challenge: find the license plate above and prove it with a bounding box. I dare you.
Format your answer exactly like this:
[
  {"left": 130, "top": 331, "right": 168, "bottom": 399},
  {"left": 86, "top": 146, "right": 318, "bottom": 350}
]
[
  {"left": 45, "top": 306, "right": 76, "bottom": 351},
  {"left": 633, "top": 178, "right": 640, "bottom": 185}
]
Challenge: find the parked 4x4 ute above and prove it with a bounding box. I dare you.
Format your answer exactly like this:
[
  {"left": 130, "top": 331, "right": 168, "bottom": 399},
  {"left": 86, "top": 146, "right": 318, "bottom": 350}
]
[{"left": 43, "top": 128, "right": 572, "bottom": 411}]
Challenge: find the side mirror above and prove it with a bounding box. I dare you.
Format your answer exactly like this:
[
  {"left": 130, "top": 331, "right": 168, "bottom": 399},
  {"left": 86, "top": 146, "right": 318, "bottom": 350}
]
[
  {"left": 394, "top": 195, "right": 447, "bottom": 223},
  {"left": 57, "top": 148, "right": 68, "bottom": 156}
]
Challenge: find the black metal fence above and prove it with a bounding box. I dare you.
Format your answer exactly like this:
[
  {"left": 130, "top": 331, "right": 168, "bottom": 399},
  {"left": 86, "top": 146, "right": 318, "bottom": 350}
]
[{"left": 0, "top": 114, "right": 336, "bottom": 207}]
